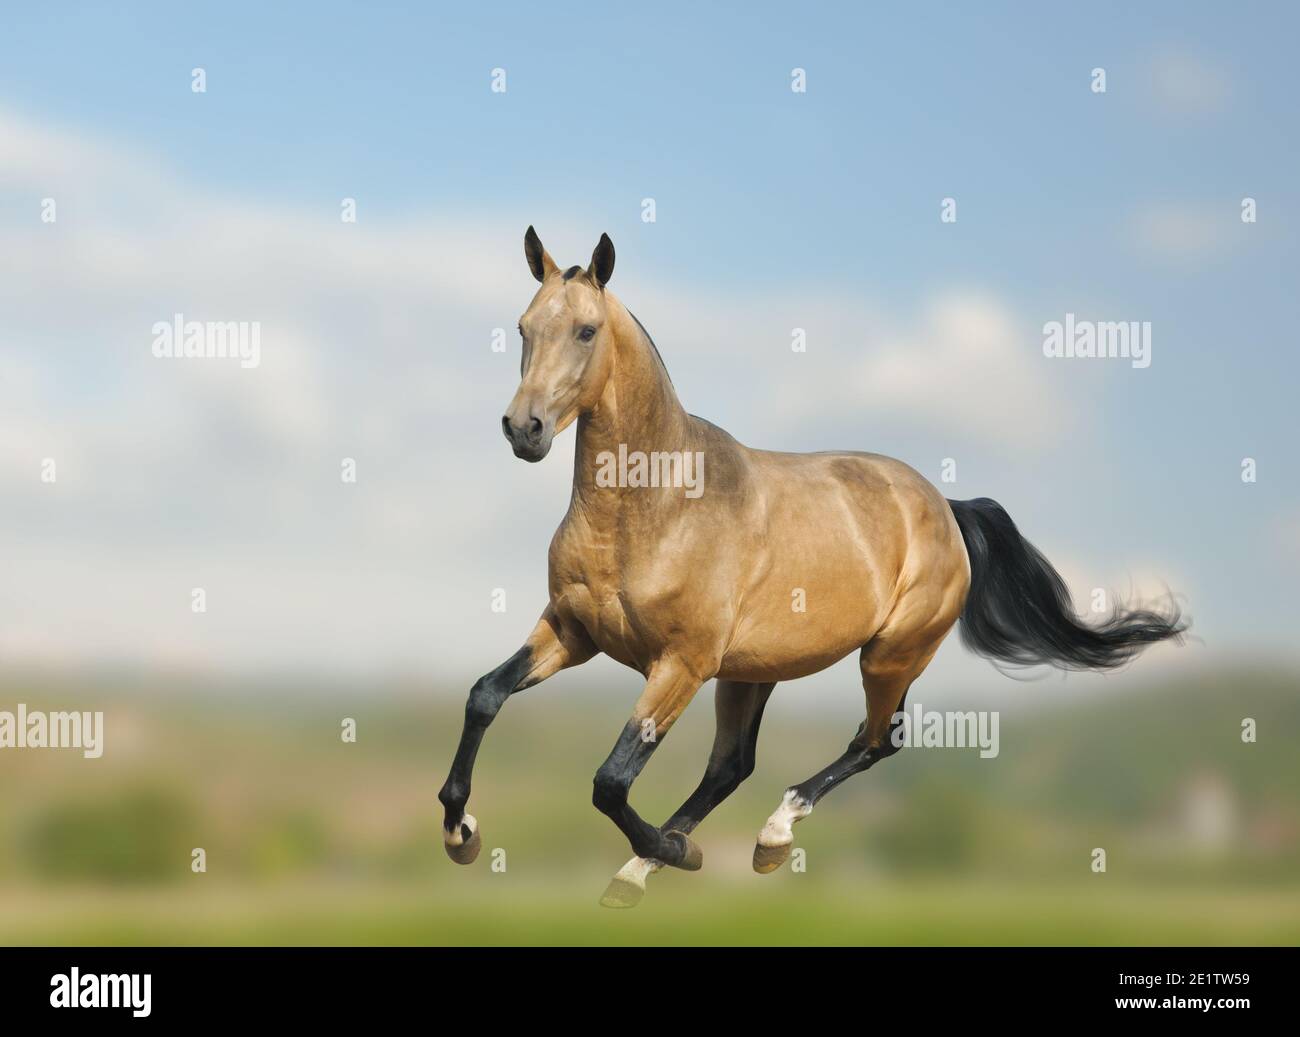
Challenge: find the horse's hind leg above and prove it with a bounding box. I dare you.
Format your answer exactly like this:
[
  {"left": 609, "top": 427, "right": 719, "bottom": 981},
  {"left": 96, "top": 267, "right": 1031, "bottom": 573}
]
[
  {"left": 602, "top": 679, "right": 775, "bottom": 908},
  {"left": 752, "top": 632, "right": 947, "bottom": 874},
  {"left": 661, "top": 680, "right": 777, "bottom": 835}
]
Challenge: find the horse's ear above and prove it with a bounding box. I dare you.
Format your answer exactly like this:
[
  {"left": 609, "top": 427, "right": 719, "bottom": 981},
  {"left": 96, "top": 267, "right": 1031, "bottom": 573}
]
[
  {"left": 588, "top": 232, "right": 615, "bottom": 287},
  {"left": 524, "top": 225, "right": 557, "bottom": 282}
]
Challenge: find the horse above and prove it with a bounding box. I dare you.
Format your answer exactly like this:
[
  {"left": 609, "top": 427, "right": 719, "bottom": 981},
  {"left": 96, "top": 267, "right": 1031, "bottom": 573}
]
[{"left": 438, "top": 227, "right": 1186, "bottom": 908}]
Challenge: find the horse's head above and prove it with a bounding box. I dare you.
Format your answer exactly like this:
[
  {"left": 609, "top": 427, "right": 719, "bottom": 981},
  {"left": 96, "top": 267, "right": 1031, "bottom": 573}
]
[{"left": 502, "top": 226, "right": 616, "bottom": 461}]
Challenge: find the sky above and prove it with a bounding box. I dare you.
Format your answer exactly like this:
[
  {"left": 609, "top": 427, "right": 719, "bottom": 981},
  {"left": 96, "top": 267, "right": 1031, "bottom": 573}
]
[{"left": 1, "top": 2, "right": 1297, "bottom": 701}]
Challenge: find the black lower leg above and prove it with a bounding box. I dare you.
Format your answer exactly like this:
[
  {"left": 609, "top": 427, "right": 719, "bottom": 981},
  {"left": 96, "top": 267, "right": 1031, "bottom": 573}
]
[
  {"left": 660, "top": 769, "right": 741, "bottom": 837},
  {"left": 664, "top": 719, "right": 768, "bottom": 836},
  {"left": 592, "top": 719, "right": 694, "bottom": 867},
  {"left": 659, "top": 680, "right": 773, "bottom": 836},
  {"left": 437, "top": 646, "right": 533, "bottom": 834},
  {"left": 790, "top": 709, "right": 907, "bottom": 809}
]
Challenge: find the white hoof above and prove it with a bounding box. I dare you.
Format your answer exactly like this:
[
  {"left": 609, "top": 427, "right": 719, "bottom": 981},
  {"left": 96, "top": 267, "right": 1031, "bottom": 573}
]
[
  {"left": 444, "top": 812, "right": 477, "bottom": 847},
  {"left": 443, "top": 813, "right": 481, "bottom": 864},
  {"left": 599, "top": 856, "right": 662, "bottom": 909},
  {"left": 753, "top": 790, "right": 810, "bottom": 873}
]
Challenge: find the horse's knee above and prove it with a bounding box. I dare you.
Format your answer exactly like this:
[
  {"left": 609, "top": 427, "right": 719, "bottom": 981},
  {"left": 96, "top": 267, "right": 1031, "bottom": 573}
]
[
  {"left": 464, "top": 673, "right": 509, "bottom": 728},
  {"left": 592, "top": 765, "right": 628, "bottom": 816}
]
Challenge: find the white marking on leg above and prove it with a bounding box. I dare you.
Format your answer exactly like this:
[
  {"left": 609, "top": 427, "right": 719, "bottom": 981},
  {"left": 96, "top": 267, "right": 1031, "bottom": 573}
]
[
  {"left": 612, "top": 855, "right": 663, "bottom": 892},
  {"left": 443, "top": 812, "right": 476, "bottom": 847},
  {"left": 758, "top": 790, "right": 811, "bottom": 848}
]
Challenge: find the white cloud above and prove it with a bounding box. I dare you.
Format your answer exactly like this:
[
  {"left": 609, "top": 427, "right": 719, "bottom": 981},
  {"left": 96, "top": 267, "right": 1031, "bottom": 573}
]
[
  {"left": 1147, "top": 47, "right": 1232, "bottom": 117},
  {"left": 1274, "top": 513, "right": 1300, "bottom": 566},
  {"left": 765, "top": 292, "right": 1072, "bottom": 452},
  {"left": 1130, "top": 200, "right": 1234, "bottom": 263}
]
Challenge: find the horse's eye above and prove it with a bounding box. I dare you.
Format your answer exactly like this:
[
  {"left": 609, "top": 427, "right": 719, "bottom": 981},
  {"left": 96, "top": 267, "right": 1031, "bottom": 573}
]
[{"left": 578, "top": 325, "right": 597, "bottom": 342}]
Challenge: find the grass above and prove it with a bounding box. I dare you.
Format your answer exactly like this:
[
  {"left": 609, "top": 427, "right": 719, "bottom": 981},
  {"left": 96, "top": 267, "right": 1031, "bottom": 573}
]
[{"left": 5, "top": 875, "right": 1300, "bottom": 946}]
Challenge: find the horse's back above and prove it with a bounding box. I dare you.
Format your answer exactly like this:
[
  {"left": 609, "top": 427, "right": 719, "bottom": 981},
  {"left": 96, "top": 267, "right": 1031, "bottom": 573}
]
[{"left": 747, "top": 447, "right": 958, "bottom": 553}]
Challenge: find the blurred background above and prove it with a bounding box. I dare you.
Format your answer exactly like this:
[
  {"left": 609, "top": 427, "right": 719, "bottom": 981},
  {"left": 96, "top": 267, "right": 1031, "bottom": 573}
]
[{"left": 1, "top": 2, "right": 1297, "bottom": 944}]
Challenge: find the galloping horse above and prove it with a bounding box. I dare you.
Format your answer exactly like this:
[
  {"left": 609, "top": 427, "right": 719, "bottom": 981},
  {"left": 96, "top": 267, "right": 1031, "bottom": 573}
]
[{"left": 438, "top": 227, "right": 1185, "bottom": 907}]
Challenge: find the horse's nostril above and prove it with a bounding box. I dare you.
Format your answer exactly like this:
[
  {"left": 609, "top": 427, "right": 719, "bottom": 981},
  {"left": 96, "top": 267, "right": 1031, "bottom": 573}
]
[
  {"left": 501, "top": 415, "right": 512, "bottom": 437},
  {"left": 528, "top": 416, "right": 543, "bottom": 437}
]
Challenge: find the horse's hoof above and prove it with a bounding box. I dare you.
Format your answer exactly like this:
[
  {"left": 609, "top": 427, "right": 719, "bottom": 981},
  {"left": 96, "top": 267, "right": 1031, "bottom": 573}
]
[
  {"left": 665, "top": 830, "right": 703, "bottom": 871},
  {"left": 752, "top": 839, "right": 791, "bottom": 874},
  {"left": 600, "top": 856, "right": 662, "bottom": 909},
  {"left": 599, "top": 874, "right": 646, "bottom": 909},
  {"left": 443, "top": 816, "right": 482, "bottom": 865}
]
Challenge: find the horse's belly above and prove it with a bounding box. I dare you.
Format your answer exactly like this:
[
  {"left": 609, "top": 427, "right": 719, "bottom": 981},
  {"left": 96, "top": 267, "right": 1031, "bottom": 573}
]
[
  {"left": 716, "top": 576, "right": 885, "bottom": 681},
  {"left": 713, "top": 534, "right": 896, "bottom": 681},
  {"left": 718, "top": 619, "right": 874, "bottom": 683}
]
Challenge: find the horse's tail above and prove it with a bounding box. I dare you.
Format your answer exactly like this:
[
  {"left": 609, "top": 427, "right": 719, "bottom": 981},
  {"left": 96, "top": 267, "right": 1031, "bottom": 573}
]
[{"left": 947, "top": 497, "right": 1186, "bottom": 671}]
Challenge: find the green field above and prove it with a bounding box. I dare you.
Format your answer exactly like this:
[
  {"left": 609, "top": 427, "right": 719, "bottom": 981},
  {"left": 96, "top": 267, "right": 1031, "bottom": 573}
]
[
  {"left": 1, "top": 666, "right": 1297, "bottom": 945},
  {"left": 4, "top": 878, "right": 1299, "bottom": 946}
]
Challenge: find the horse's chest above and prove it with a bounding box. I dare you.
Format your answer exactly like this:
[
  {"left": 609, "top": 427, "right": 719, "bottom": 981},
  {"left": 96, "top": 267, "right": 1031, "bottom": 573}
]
[
  {"left": 549, "top": 529, "right": 657, "bottom": 668},
  {"left": 556, "top": 574, "right": 644, "bottom": 668}
]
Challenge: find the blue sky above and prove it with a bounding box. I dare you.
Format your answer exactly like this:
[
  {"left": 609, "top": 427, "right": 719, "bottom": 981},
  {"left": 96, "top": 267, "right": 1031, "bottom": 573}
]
[{"left": 2, "top": 2, "right": 1297, "bottom": 692}]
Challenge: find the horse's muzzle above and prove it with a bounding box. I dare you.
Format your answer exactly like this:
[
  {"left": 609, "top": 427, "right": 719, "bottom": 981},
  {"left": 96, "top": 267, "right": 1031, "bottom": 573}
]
[{"left": 501, "top": 413, "right": 551, "bottom": 462}]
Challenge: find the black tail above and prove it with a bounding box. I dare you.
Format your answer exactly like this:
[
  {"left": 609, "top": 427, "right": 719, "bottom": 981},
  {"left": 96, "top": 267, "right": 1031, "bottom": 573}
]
[{"left": 948, "top": 497, "right": 1186, "bottom": 672}]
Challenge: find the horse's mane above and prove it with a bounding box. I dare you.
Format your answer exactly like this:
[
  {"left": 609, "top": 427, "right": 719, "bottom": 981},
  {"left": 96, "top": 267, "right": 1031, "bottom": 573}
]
[{"left": 625, "top": 309, "right": 674, "bottom": 388}]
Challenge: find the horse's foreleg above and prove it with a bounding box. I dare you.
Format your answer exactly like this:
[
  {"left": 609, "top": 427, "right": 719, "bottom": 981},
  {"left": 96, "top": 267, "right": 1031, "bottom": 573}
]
[
  {"left": 603, "top": 679, "right": 774, "bottom": 908},
  {"left": 438, "top": 609, "right": 593, "bottom": 864},
  {"left": 591, "top": 659, "right": 706, "bottom": 887}
]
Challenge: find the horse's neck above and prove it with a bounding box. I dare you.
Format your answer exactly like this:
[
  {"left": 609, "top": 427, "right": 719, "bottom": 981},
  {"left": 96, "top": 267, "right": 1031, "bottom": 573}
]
[{"left": 572, "top": 301, "right": 690, "bottom": 507}]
